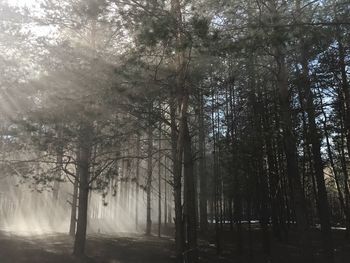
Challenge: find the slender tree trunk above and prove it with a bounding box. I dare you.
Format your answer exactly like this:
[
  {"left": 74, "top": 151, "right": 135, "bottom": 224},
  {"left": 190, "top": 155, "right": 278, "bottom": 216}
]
[
  {"left": 69, "top": 168, "right": 79, "bottom": 237},
  {"left": 170, "top": 98, "right": 185, "bottom": 260},
  {"left": 274, "top": 42, "right": 311, "bottom": 261},
  {"left": 264, "top": 109, "right": 282, "bottom": 241},
  {"left": 337, "top": 28, "right": 350, "bottom": 158},
  {"left": 158, "top": 120, "right": 162, "bottom": 238},
  {"left": 146, "top": 114, "right": 153, "bottom": 236},
  {"left": 295, "top": 69, "right": 316, "bottom": 226},
  {"left": 73, "top": 123, "right": 92, "bottom": 257},
  {"left": 183, "top": 119, "right": 198, "bottom": 263},
  {"left": 170, "top": 0, "right": 190, "bottom": 259},
  {"left": 337, "top": 29, "right": 350, "bottom": 237},
  {"left": 164, "top": 156, "right": 168, "bottom": 226},
  {"left": 247, "top": 197, "right": 254, "bottom": 261},
  {"left": 320, "top": 99, "right": 348, "bottom": 233},
  {"left": 248, "top": 51, "right": 271, "bottom": 259},
  {"left": 53, "top": 126, "right": 63, "bottom": 201},
  {"left": 211, "top": 91, "right": 221, "bottom": 255},
  {"left": 300, "top": 50, "right": 334, "bottom": 261},
  {"left": 337, "top": 106, "right": 350, "bottom": 237},
  {"left": 135, "top": 133, "right": 140, "bottom": 230},
  {"left": 198, "top": 92, "right": 208, "bottom": 234}
]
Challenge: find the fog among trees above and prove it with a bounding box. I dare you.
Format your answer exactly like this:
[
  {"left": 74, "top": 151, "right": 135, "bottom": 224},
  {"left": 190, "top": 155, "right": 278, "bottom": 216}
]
[{"left": 0, "top": 0, "right": 349, "bottom": 263}]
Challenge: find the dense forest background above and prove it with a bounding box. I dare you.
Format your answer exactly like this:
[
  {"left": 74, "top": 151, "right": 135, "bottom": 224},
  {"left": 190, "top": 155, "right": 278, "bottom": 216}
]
[{"left": 0, "top": 0, "right": 350, "bottom": 263}]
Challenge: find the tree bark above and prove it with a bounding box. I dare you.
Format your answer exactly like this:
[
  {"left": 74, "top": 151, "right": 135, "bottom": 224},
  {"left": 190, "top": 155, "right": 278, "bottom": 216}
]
[
  {"left": 158, "top": 119, "right": 162, "bottom": 238},
  {"left": 300, "top": 48, "right": 334, "bottom": 261},
  {"left": 337, "top": 28, "right": 350, "bottom": 158},
  {"left": 274, "top": 42, "right": 311, "bottom": 261},
  {"left": 183, "top": 118, "right": 198, "bottom": 263},
  {"left": 170, "top": 97, "right": 184, "bottom": 260},
  {"left": 320, "top": 98, "right": 348, "bottom": 235},
  {"left": 69, "top": 165, "right": 79, "bottom": 237},
  {"left": 146, "top": 114, "right": 153, "bottom": 236},
  {"left": 135, "top": 133, "right": 140, "bottom": 230},
  {"left": 53, "top": 125, "right": 63, "bottom": 201},
  {"left": 198, "top": 92, "right": 208, "bottom": 234},
  {"left": 170, "top": 0, "right": 190, "bottom": 260},
  {"left": 337, "top": 29, "right": 350, "bottom": 237},
  {"left": 73, "top": 123, "right": 92, "bottom": 257}
]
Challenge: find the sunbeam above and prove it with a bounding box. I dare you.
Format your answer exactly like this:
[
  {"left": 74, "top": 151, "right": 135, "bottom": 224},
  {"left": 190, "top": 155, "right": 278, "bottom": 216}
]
[{"left": 1, "top": 0, "right": 350, "bottom": 263}]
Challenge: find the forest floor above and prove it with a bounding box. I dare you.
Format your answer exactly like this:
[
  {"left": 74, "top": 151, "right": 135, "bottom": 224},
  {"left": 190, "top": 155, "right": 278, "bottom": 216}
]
[{"left": 0, "top": 226, "right": 350, "bottom": 263}]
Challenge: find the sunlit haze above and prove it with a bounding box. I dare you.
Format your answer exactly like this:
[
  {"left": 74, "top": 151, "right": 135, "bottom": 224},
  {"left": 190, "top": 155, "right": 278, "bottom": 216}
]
[{"left": 0, "top": 0, "right": 349, "bottom": 263}]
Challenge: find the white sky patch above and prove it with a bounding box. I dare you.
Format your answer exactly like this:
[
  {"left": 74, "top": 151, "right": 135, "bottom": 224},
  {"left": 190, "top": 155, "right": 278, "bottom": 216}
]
[
  {"left": 7, "top": 0, "right": 41, "bottom": 8},
  {"left": 6, "top": 0, "right": 57, "bottom": 37}
]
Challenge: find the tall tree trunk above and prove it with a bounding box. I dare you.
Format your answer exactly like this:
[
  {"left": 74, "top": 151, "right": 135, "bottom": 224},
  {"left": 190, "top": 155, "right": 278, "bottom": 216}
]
[
  {"left": 337, "top": 29, "right": 350, "bottom": 237},
  {"left": 274, "top": 43, "right": 311, "bottom": 261},
  {"left": 183, "top": 119, "right": 198, "bottom": 263},
  {"left": 320, "top": 97, "right": 349, "bottom": 234},
  {"left": 248, "top": 49, "right": 271, "bottom": 259},
  {"left": 211, "top": 91, "right": 221, "bottom": 255},
  {"left": 264, "top": 109, "right": 282, "bottom": 241},
  {"left": 164, "top": 156, "right": 168, "bottom": 226},
  {"left": 198, "top": 92, "right": 208, "bottom": 234},
  {"left": 170, "top": 97, "right": 184, "bottom": 260},
  {"left": 337, "top": 104, "right": 350, "bottom": 237},
  {"left": 135, "top": 133, "right": 140, "bottom": 230},
  {"left": 256, "top": 115, "right": 270, "bottom": 258},
  {"left": 53, "top": 126, "right": 63, "bottom": 201},
  {"left": 337, "top": 28, "right": 350, "bottom": 158},
  {"left": 170, "top": 0, "right": 190, "bottom": 259},
  {"left": 73, "top": 123, "right": 92, "bottom": 257},
  {"left": 146, "top": 114, "right": 153, "bottom": 236},
  {"left": 300, "top": 49, "right": 334, "bottom": 261},
  {"left": 158, "top": 120, "right": 162, "bottom": 238},
  {"left": 69, "top": 167, "right": 79, "bottom": 237},
  {"left": 295, "top": 70, "right": 316, "bottom": 225}
]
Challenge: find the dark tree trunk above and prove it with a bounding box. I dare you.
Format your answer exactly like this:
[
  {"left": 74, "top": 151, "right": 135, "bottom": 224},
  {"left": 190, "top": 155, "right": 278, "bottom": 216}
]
[
  {"left": 337, "top": 104, "right": 350, "bottom": 237},
  {"left": 337, "top": 29, "right": 350, "bottom": 158},
  {"left": 248, "top": 51, "right": 271, "bottom": 259},
  {"left": 135, "top": 133, "right": 141, "bottom": 230},
  {"left": 211, "top": 91, "right": 222, "bottom": 255},
  {"left": 170, "top": 98, "right": 185, "bottom": 261},
  {"left": 53, "top": 126, "right": 63, "bottom": 201},
  {"left": 264, "top": 111, "right": 282, "bottom": 241},
  {"left": 158, "top": 119, "right": 162, "bottom": 238},
  {"left": 300, "top": 51, "right": 334, "bottom": 261},
  {"left": 69, "top": 169, "right": 79, "bottom": 237},
  {"left": 320, "top": 99, "right": 348, "bottom": 234},
  {"left": 274, "top": 43, "right": 311, "bottom": 261},
  {"left": 183, "top": 119, "right": 198, "bottom": 263},
  {"left": 164, "top": 156, "right": 168, "bottom": 226},
  {"left": 169, "top": 0, "right": 195, "bottom": 258},
  {"left": 198, "top": 92, "right": 208, "bottom": 234},
  {"left": 146, "top": 117, "right": 153, "bottom": 236},
  {"left": 73, "top": 123, "right": 92, "bottom": 257},
  {"left": 337, "top": 29, "right": 350, "bottom": 238}
]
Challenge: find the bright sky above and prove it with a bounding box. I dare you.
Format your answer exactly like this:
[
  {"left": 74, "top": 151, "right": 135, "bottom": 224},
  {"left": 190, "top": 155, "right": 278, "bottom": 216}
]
[
  {"left": 7, "top": 0, "right": 40, "bottom": 7},
  {"left": 6, "top": 0, "right": 55, "bottom": 37}
]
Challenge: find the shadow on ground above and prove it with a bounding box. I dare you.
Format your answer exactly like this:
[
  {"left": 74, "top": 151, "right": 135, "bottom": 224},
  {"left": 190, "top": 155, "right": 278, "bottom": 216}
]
[{"left": 1, "top": 229, "right": 350, "bottom": 263}]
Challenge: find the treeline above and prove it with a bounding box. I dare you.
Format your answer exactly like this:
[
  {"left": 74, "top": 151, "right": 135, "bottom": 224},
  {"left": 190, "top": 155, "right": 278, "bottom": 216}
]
[{"left": 0, "top": 1, "right": 349, "bottom": 263}]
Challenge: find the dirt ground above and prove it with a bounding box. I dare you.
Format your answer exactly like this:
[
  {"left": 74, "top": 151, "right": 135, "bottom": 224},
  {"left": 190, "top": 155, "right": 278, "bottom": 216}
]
[
  {"left": 0, "top": 232, "right": 176, "bottom": 263},
  {"left": 0, "top": 228, "right": 349, "bottom": 263}
]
